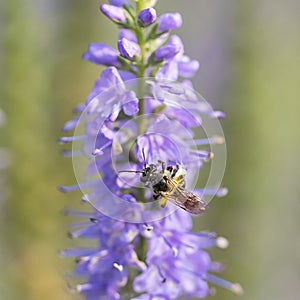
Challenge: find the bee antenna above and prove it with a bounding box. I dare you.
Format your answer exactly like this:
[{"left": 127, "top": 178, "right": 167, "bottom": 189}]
[
  {"left": 142, "top": 148, "right": 146, "bottom": 167},
  {"left": 119, "top": 170, "right": 142, "bottom": 174}
]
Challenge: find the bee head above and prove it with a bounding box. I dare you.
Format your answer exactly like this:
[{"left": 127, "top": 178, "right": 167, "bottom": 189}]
[{"left": 140, "top": 164, "right": 157, "bottom": 182}]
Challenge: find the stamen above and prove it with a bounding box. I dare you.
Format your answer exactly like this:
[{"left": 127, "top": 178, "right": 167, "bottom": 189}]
[
  {"left": 190, "top": 149, "right": 213, "bottom": 159},
  {"left": 62, "top": 208, "right": 93, "bottom": 218},
  {"left": 73, "top": 103, "right": 85, "bottom": 114},
  {"left": 90, "top": 256, "right": 100, "bottom": 265},
  {"left": 205, "top": 273, "right": 243, "bottom": 295},
  {"left": 62, "top": 150, "right": 82, "bottom": 157},
  {"left": 208, "top": 152, "right": 214, "bottom": 159},
  {"left": 113, "top": 262, "right": 124, "bottom": 272},
  {"left": 191, "top": 135, "right": 225, "bottom": 146},
  {"left": 216, "top": 187, "right": 228, "bottom": 197},
  {"left": 212, "top": 135, "right": 225, "bottom": 144},
  {"left": 172, "top": 246, "right": 179, "bottom": 257},
  {"left": 62, "top": 118, "right": 79, "bottom": 132},
  {"left": 210, "top": 110, "right": 226, "bottom": 119},
  {"left": 92, "top": 149, "right": 104, "bottom": 156},
  {"left": 196, "top": 187, "right": 228, "bottom": 198},
  {"left": 76, "top": 283, "right": 93, "bottom": 293},
  {"left": 81, "top": 194, "right": 90, "bottom": 203},
  {"left": 58, "top": 182, "right": 97, "bottom": 194},
  {"left": 157, "top": 266, "right": 166, "bottom": 283},
  {"left": 231, "top": 283, "right": 244, "bottom": 295},
  {"left": 162, "top": 236, "right": 179, "bottom": 257},
  {"left": 92, "top": 141, "right": 112, "bottom": 156},
  {"left": 57, "top": 184, "right": 81, "bottom": 193},
  {"left": 58, "top": 135, "right": 85, "bottom": 144},
  {"left": 143, "top": 224, "right": 153, "bottom": 231},
  {"left": 81, "top": 193, "right": 96, "bottom": 203},
  {"left": 216, "top": 237, "right": 229, "bottom": 249}
]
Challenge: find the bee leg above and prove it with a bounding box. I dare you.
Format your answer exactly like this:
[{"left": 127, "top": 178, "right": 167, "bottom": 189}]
[
  {"left": 158, "top": 160, "right": 165, "bottom": 173},
  {"left": 160, "top": 196, "right": 169, "bottom": 208}
]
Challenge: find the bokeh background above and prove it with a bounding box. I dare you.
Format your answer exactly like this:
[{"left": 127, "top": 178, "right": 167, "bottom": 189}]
[{"left": 1, "top": 0, "right": 300, "bottom": 299}]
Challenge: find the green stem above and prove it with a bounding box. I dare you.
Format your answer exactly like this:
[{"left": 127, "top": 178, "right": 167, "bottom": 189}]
[
  {"left": 135, "top": 0, "right": 149, "bottom": 261},
  {"left": 135, "top": 1, "right": 147, "bottom": 133}
]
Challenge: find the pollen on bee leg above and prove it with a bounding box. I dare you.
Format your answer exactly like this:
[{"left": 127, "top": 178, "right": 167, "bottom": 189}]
[
  {"left": 113, "top": 262, "right": 124, "bottom": 272},
  {"left": 160, "top": 197, "right": 168, "bottom": 208}
]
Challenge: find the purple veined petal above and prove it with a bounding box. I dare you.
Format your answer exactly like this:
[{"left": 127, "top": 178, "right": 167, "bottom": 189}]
[
  {"left": 82, "top": 43, "right": 119, "bottom": 67},
  {"left": 160, "top": 209, "right": 193, "bottom": 232},
  {"left": 118, "top": 38, "right": 140, "bottom": 60},
  {"left": 122, "top": 91, "right": 139, "bottom": 116},
  {"left": 133, "top": 265, "right": 181, "bottom": 296},
  {"left": 86, "top": 66, "right": 124, "bottom": 105},
  {"left": 100, "top": 4, "right": 126, "bottom": 23},
  {"left": 156, "top": 60, "right": 179, "bottom": 81},
  {"left": 178, "top": 56, "right": 200, "bottom": 78},
  {"left": 138, "top": 8, "right": 157, "bottom": 27},
  {"left": 158, "top": 12, "right": 182, "bottom": 31},
  {"left": 109, "top": 0, "right": 129, "bottom": 6},
  {"left": 176, "top": 269, "right": 210, "bottom": 298},
  {"left": 167, "top": 34, "right": 184, "bottom": 58},
  {"left": 163, "top": 105, "right": 202, "bottom": 127},
  {"left": 118, "top": 70, "right": 136, "bottom": 82},
  {"left": 119, "top": 29, "right": 137, "bottom": 43}
]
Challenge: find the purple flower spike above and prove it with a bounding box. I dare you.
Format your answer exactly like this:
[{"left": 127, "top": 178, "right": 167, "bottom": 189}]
[
  {"left": 158, "top": 12, "right": 182, "bottom": 31},
  {"left": 118, "top": 37, "right": 140, "bottom": 60},
  {"left": 138, "top": 8, "right": 157, "bottom": 27},
  {"left": 82, "top": 43, "right": 120, "bottom": 67},
  {"left": 61, "top": 1, "right": 242, "bottom": 298},
  {"left": 100, "top": 4, "right": 126, "bottom": 23}
]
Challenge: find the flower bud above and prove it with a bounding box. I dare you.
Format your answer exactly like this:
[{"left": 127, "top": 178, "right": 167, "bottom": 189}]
[
  {"left": 118, "top": 38, "right": 140, "bottom": 60},
  {"left": 100, "top": 4, "right": 126, "bottom": 23},
  {"left": 158, "top": 12, "right": 182, "bottom": 31},
  {"left": 155, "top": 44, "right": 181, "bottom": 60},
  {"left": 138, "top": 8, "right": 157, "bottom": 27},
  {"left": 82, "top": 43, "right": 119, "bottom": 67}
]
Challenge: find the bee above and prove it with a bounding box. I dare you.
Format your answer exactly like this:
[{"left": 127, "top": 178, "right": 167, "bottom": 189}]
[{"left": 119, "top": 149, "right": 207, "bottom": 214}]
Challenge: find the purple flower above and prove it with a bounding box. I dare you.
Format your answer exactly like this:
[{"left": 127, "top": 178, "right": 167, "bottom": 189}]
[
  {"left": 119, "top": 29, "right": 137, "bottom": 43},
  {"left": 138, "top": 8, "right": 157, "bottom": 27},
  {"left": 158, "top": 12, "right": 182, "bottom": 31},
  {"left": 118, "top": 38, "right": 140, "bottom": 60},
  {"left": 85, "top": 66, "right": 139, "bottom": 119},
  {"left": 60, "top": 1, "right": 242, "bottom": 299},
  {"left": 156, "top": 35, "right": 199, "bottom": 80},
  {"left": 82, "top": 43, "right": 120, "bottom": 67},
  {"left": 155, "top": 38, "right": 182, "bottom": 61},
  {"left": 100, "top": 4, "right": 126, "bottom": 23}
]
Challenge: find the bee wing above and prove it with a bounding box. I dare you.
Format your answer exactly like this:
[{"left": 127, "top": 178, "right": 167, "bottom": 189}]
[{"left": 166, "top": 178, "right": 208, "bottom": 215}]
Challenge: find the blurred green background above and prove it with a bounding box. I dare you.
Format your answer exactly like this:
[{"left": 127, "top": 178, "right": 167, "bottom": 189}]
[{"left": 1, "top": 1, "right": 300, "bottom": 299}]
